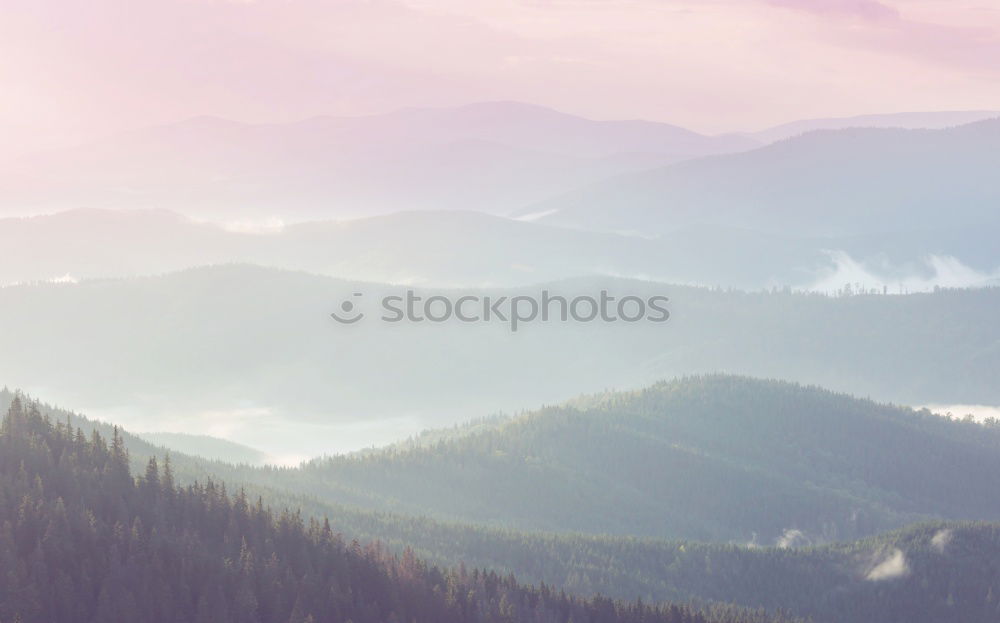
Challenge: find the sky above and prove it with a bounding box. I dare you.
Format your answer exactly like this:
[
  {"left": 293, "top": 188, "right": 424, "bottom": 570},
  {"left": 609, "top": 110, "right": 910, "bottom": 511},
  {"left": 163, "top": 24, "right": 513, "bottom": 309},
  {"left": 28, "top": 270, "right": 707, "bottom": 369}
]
[{"left": 2, "top": 0, "right": 999, "bottom": 155}]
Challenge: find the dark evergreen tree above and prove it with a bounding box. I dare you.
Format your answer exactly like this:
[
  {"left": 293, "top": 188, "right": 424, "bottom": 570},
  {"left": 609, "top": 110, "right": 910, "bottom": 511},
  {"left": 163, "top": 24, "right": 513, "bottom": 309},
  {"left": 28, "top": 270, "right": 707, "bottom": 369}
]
[{"left": 0, "top": 398, "right": 796, "bottom": 623}]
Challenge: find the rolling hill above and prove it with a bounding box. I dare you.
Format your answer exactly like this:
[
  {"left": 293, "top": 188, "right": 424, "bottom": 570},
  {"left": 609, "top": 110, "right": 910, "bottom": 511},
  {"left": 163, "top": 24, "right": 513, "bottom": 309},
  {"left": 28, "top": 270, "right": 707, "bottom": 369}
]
[
  {"left": 138, "top": 431, "right": 271, "bottom": 465},
  {"left": 748, "top": 110, "right": 1000, "bottom": 143},
  {"left": 2, "top": 396, "right": 773, "bottom": 623},
  {"left": 530, "top": 119, "right": 1000, "bottom": 237},
  {"left": 1, "top": 266, "right": 999, "bottom": 459},
  {"left": 5, "top": 386, "right": 1000, "bottom": 623},
  {"left": 1, "top": 208, "right": 821, "bottom": 289},
  {"left": 260, "top": 376, "right": 1000, "bottom": 544},
  {"left": 0, "top": 102, "right": 757, "bottom": 220},
  {"left": 13, "top": 372, "right": 1000, "bottom": 547},
  {"left": 9, "top": 208, "right": 1000, "bottom": 292}
]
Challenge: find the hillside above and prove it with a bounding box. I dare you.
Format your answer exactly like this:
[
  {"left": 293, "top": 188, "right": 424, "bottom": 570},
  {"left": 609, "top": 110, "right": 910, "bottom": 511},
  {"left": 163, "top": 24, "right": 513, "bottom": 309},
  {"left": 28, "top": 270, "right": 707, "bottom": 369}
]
[
  {"left": 0, "top": 102, "right": 757, "bottom": 220},
  {"left": 749, "top": 110, "right": 999, "bottom": 143},
  {"left": 1, "top": 209, "right": 817, "bottom": 289},
  {"left": 9, "top": 208, "right": 1000, "bottom": 291},
  {"left": 263, "top": 377, "right": 1000, "bottom": 544},
  {"left": 5, "top": 388, "right": 1000, "bottom": 622},
  {"left": 138, "top": 431, "right": 271, "bottom": 465},
  {"left": 0, "top": 395, "right": 791, "bottom": 623},
  {"left": 531, "top": 120, "right": 1000, "bottom": 237},
  {"left": 1, "top": 266, "right": 998, "bottom": 459}
]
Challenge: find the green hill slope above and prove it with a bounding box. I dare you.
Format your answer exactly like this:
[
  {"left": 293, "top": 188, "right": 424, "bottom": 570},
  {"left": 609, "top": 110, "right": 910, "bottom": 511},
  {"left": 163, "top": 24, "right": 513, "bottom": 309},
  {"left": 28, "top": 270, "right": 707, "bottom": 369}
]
[
  {"left": 5, "top": 387, "right": 1000, "bottom": 622},
  {"left": 272, "top": 376, "right": 1000, "bottom": 543},
  {"left": 0, "top": 395, "right": 786, "bottom": 623},
  {"left": 2, "top": 266, "right": 1000, "bottom": 447}
]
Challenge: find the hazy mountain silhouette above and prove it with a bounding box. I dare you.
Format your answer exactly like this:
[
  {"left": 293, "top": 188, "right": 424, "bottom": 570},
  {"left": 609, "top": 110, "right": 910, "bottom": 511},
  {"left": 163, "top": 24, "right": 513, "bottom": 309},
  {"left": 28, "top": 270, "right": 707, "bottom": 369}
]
[
  {"left": 8, "top": 208, "right": 1000, "bottom": 291},
  {"left": 0, "top": 102, "right": 758, "bottom": 220},
  {"left": 2, "top": 395, "right": 760, "bottom": 623},
  {"left": 268, "top": 376, "right": 1000, "bottom": 543},
  {"left": 2, "top": 265, "right": 998, "bottom": 458},
  {"left": 0, "top": 208, "right": 827, "bottom": 289},
  {"left": 138, "top": 431, "right": 270, "bottom": 465},
  {"left": 530, "top": 119, "right": 1000, "bottom": 237},
  {"left": 749, "top": 110, "right": 999, "bottom": 143}
]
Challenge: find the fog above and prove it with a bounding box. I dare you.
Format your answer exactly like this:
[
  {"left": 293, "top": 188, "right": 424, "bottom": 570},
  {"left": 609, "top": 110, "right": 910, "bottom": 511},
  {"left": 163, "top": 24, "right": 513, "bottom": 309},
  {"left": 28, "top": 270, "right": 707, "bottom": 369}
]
[
  {"left": 3, "top": 4, "right": 1000, "bottom": 622},
  {"left": 866, "top": 549, "right": 910, "bottom": 582},
  {"left": 921, "top": 404, "right": 1000, "bottom": 423},
  {"left": 805, "top": 251, "right": 1000, "bottom": 294}
]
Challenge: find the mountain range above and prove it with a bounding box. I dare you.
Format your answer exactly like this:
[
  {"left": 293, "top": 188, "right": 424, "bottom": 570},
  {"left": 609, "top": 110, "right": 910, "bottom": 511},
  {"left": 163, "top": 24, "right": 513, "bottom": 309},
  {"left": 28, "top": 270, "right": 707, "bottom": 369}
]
[
  {"left": 257, "top": 376, "right": 1000, "bottom": 544},
  {"left": 529, "top": 119, "right": 1000, "bottom": 237},
  {"left": 5, "top": 380, "right": 1000, "bottom": 623},
  {"left": 3, "top": 396, "right": 768, "bottom": 623},
  {"left": 138, "top": 431, "right": 271, "bottom": 466},
  {"left": 4, "top": 103, "right": 997, "bottom": 227},
  {"left": 2, "top": 264, "right": 998, "bottom": 459},
  {"left": 746, "top": 110, "right": 1000, "bottom": 143},
  {"left": 0, "top": 102, "right": 757, "bottom": 220},
  {"left": 6, "top": 208, "right": 1000, "bottom": 292}
]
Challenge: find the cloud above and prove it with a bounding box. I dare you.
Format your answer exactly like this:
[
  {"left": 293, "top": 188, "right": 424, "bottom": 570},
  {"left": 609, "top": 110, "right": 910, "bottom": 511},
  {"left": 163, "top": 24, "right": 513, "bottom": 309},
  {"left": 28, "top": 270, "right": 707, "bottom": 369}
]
[
  {"left": 921, "top": 404, "right": 1000, "bottom": 424},
  {"left": 803, "top": 251, "right": 1000, "bottom": 294},
  {"left": 777, "top": 528, "right": 811, "bottom": 548},
  {"left": 47, "top": 274, "right": 79, "bottom": 284},
  {"left": 866, "top": 548, "right": 909, "bottom": 581},
  {"left": 769, "top": 0, "right": 1000, "bottom": 74},
  {"left": 221, "top": 217, "right": 286, "bottom": 235},
  {"left": 4, "top": 0, "right": 1000, "bottom": 146},
  {"left": 766, "top": 0, "right": 899, "bottom": 21},
  {"left": 931, "top": 529, "right": 953, "bottom": 553},
  {"left": 845, "top": 13, "right": 1000, "bottom": 74}
]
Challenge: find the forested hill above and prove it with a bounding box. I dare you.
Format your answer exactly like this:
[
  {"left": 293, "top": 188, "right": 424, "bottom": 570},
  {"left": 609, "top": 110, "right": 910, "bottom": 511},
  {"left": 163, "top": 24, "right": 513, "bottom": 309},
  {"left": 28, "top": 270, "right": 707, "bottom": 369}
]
[
  {"left": 3, "top": 266, "right": 1000, "bottom": 433},
  {"left": 0, "top": 396, "right": 796, "bottom": 623},
  {"left": 5, "top": 388, "right": 1000, "bottom": 622},
  {"left": 282, "top": 376, "right": 1000, "bottom": 544}
]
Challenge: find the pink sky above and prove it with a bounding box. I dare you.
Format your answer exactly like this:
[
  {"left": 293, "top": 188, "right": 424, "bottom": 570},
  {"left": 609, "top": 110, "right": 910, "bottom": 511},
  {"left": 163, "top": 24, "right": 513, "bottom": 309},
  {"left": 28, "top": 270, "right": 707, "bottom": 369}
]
[{"left": 2, "top": 0, "right": 999, "bottom": 154}]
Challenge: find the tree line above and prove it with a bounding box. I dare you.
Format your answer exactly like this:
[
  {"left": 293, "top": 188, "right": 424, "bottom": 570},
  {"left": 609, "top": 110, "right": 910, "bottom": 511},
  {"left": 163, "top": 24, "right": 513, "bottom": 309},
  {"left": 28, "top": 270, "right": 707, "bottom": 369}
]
[{"left": 0, "top": 397, "right": 798, "bottom": 623}]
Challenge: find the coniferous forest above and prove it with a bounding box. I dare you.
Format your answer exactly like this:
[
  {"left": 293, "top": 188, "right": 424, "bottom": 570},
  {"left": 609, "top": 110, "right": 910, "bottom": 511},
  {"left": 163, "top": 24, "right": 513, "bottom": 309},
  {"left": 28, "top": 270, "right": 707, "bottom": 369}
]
[
  {"left": 5, "top": 5, "right": 1000, "bottom": 621},
  {"left": 0, "top": 397, "right": 801, "bottom": 623},
  {"left": 4, "top": 383, "right": 1000, "bottom": 623}
]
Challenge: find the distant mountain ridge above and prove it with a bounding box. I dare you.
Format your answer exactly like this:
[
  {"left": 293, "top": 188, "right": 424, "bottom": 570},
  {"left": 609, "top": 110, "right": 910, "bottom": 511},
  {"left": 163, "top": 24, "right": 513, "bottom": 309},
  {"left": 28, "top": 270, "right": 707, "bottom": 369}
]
[
  {"left": 3, "top": 394, "right": 767, "bottom": 623},
  {"left": 2, "top": 264, "right": 999, "bottom": 460},
  {"left": 7, "top": 207, "right": 1000, "bottom": 292},
  {"left": 0, "top": 208, "right": 831, "bottom": 289},
  {"left": 262, "top": 376, "right": 1000, "bottom": 544},
  {"left": 0, "top": 102, "right": 758, "bottom": 220},
  {"left": 749, "top": 110, "right": 1000, "bottom": 143},
  {"left": 6, "top": 102, "right": 996, "bottom": 232},
  {"left": 7, "top": 386, "right": 1000, "bottom": 623},
  {"left": 530, "top": 119, "right": 1000, "bottom": 237},
  {"left": 138, "top": 431, "right": 271, "bottom": 466}
]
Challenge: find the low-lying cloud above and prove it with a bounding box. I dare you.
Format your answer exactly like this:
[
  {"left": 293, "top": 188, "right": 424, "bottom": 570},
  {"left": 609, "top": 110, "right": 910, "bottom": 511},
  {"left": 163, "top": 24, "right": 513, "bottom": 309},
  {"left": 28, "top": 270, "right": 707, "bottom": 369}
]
[
  {"left": 805, "top": 251, "right": 1000, "bottom": 294},
  {"left": 866, "top": 548, "right": 910, "bottom": 581},
  {"left": 921, "top": 404, "right": 1000, "bottom": 424},
  {"left": 931, "top": 529, "right": 953, "bottom": 554},
  {"left": 777, "top": 528, "right": 811, "bottom": 548}
]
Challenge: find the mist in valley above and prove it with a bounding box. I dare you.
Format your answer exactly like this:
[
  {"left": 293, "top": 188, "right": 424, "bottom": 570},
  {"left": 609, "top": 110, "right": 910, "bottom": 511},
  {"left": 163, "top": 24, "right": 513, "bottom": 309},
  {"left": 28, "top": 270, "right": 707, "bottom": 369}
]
[{"left": 4, "top": 2, "right": 1000, "bottom": 619}]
